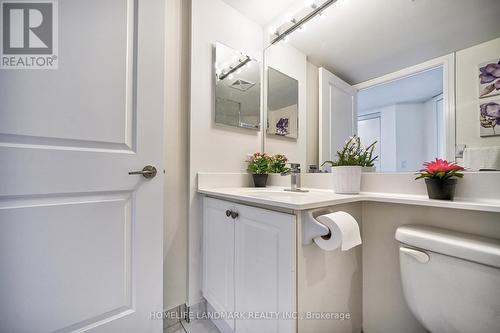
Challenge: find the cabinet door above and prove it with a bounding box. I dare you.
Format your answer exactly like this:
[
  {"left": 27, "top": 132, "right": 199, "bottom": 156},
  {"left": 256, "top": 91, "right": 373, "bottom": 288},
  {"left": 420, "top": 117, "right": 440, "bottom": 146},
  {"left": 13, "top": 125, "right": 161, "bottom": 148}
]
[
  {"left": 203, "top": 198, "right": 235, "bottom": 330},
  {"left": 234, "top": 204, "right": 296, "bottom": 333}
]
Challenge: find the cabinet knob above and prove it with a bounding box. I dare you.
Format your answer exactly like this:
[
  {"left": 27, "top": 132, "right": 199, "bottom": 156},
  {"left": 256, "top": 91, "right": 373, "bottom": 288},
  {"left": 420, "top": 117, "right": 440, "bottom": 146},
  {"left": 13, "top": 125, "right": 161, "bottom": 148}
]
[
  {"left": 225, "top": 210, "right": 232, "bottom": 217},
  {"left": 230, "top": 211, "right": 239, "bottom": 219}
]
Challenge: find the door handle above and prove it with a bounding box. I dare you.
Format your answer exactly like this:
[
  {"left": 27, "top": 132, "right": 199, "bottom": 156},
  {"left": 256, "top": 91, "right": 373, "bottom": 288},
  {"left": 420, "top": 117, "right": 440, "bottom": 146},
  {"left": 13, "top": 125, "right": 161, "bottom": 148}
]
[
  {"left": 128, "top": 165, "right": 157, "bottom": 179},
  {"left": 225, "top": 210, "right": 239, "bottom": 219}
]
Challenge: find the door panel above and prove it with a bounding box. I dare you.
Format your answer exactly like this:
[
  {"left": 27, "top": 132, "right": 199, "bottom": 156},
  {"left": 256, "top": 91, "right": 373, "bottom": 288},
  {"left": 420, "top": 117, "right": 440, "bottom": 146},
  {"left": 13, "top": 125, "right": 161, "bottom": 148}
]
[
  {"left": 0, "top": 0, "right": 135, "bottom": 146},
  {"left": 0, "top": 194, "right": 132, "bottom": 333},
  {"left": 358, "top": 114, "right": 381, "bottom": 170},
  {"left": 235, "top": 205, "right": 295, "bottom": 333},
  {"left": 203, "top": 198, "right": 235, "bottom": 330},
  {"left": 319, "top": 67, "right": 357, "bottom": 166},
  {"left": 0, "top": 0, "right": 165, "bottom": 332}
]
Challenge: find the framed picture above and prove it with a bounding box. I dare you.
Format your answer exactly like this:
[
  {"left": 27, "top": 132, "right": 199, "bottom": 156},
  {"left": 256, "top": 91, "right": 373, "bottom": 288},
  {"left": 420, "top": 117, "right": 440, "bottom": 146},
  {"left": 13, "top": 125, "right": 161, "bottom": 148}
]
[
  {"left": 480, "top": 98, "right": 500, "bottom": 137},
  {"left": 479, "top": 59, "right": 500, "bottom": 99}
]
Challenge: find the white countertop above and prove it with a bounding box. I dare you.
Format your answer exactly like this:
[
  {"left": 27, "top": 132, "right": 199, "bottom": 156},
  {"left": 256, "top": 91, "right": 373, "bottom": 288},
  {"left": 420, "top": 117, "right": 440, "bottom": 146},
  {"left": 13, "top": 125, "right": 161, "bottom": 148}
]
[{"left": 198, "top": 187, "right": 500, "bottom": 213}]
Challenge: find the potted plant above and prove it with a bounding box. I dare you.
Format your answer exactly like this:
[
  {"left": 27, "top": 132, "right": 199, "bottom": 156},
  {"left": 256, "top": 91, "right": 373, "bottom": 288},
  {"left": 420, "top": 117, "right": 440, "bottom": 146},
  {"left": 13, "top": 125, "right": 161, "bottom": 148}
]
[
  {"left": 360, "top": 141, "right": 378, "bottom": 172},
  {"left": 415, "top": 159, "right": 465, "bottom": 200},
  {"left": 270, "top": 154, "right": 289, "bottom": 174},
  {"left": 322, "top": 135, "right": 378, "bottom": 194},
  {"left": 246, "top": 152, "right": 272, "bottom": 187}
]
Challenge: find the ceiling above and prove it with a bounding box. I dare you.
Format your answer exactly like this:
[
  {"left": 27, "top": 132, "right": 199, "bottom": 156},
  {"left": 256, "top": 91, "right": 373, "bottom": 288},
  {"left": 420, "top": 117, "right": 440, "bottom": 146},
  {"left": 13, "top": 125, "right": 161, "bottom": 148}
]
[
  {"left": 221, "top": 0, "right": 297, "bottom": 26},
  {"left": 358, "top": 67, "right": 443, "bottom": 112},
  {"left": 223, "top": 0, "right": 500, "bottom": 84}
]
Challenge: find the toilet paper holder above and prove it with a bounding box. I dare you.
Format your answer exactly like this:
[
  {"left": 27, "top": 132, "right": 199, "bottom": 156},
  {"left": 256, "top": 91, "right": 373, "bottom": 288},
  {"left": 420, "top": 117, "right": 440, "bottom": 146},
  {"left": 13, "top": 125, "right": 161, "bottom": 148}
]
[{"left": 301, "top": 209, "right": 332, "bottom": 245}]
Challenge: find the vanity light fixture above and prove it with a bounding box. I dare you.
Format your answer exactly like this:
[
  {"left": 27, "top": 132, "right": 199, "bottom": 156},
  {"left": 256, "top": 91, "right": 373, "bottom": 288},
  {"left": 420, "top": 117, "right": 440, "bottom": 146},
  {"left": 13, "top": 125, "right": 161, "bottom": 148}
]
[
  {"left": 271, "top": 0, "right": 338, "bottom": 45},
  {"left": 218, "top": 55, "right": 252, "bottom": 81}
]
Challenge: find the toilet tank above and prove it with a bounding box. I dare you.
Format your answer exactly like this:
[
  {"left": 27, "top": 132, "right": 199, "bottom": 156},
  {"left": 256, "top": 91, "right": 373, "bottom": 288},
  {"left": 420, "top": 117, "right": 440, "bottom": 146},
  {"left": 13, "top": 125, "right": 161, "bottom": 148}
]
[{"left": 395, "top": 225, "right": 500, "bottom": 333}]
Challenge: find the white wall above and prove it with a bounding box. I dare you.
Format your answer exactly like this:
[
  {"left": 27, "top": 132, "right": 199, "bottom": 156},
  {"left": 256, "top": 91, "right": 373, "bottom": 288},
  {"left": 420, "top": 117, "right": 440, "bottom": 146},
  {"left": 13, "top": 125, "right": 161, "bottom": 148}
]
[
  {"left": 359, "top": 100, "right": 441, "bottom": 172},
  {"left": 306, "top": 62, "right": 319, "bottom": 168},
  {"left": 188, "top": 0, "right": 263, "bottom": 305},
  {"left": 422, "top": 94, "right": 444, "bottom": 161},
  {"left": 359, "top": 105, "right": 397, "bottom": 171},
  {"left": 264, "top": 43, "right": 307, "bottom": 167},
  {"left": 164, "top": 0, "right": 189, "bottom": 310},
  {"left": 456, "top": 37, "right": 500, "bottom": 162},
  {"left": 395, "top": 103, "right": 427, "bottom": 171}
]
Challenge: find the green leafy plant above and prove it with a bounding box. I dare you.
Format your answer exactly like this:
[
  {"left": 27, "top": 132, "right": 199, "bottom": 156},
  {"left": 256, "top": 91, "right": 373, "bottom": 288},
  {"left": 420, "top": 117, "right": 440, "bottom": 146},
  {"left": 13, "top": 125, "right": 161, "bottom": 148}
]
[
  {"left": 245, "top": 153, "right": 290, "bottom": 174},
  {"left": 321, "top": 135, "right": 378, "bottom": 167},
  {"left": 270, "top": 154, "right": 289, "bottom": 173},
  {"left": 246, "top": 153, "right": 271, "bottom": 174},
  {"left": 415, "top": 159, "right": 465, "bottom": 180}
]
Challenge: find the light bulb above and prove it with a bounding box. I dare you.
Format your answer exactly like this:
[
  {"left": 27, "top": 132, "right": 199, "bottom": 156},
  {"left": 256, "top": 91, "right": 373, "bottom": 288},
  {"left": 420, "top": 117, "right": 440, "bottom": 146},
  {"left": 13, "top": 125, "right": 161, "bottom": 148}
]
[
  {"left": 228, "top": 73, "right": 234, "bottom": 80},
  {"left": 236, "top": 68, "right": 242, "bottom": 74}
]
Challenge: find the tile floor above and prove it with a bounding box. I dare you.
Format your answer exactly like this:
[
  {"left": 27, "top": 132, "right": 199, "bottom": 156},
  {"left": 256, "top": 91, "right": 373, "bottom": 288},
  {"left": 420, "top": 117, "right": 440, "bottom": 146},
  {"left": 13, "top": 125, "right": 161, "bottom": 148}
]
[{"left": 165, "top": 319, "right": 220, "bottom": 333}]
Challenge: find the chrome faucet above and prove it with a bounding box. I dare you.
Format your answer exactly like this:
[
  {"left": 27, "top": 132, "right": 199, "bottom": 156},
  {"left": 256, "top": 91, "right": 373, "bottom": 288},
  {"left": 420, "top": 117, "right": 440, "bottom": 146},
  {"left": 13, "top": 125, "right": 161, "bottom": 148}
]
[{"left": 281, "top": 163, "right": 309, "bottom": 192}]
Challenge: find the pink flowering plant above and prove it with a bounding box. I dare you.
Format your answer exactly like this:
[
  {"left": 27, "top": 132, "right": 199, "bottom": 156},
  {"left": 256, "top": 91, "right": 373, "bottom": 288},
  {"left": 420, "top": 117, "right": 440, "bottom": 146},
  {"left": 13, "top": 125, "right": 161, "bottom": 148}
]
[
  {"left": 415, "top": 159, "right": 465, "bottom": 180},
  {"left": 246, "top": 153, "right": 271, "bottom": 174},
  {"left": 246, "top": 153, "right": 290, "bottom": 174},
  {"left": 270, "top": 154, "right": 289, "bottom": 173}
]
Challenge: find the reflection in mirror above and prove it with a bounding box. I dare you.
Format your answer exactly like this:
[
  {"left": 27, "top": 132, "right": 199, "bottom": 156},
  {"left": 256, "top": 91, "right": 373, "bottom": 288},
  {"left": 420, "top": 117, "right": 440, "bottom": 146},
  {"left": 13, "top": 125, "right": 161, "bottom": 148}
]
[
  {"left": 257, "top": 0, "right": 500, "bottom": 172},
  {"left": 357, "top": 67, "right": 444, "bottom": 172},
  {"left": 267, "top": 67, "right": 298, "bottom": 139},
  {"left": 214, "top": 42, "right": 260, "bottom": 130}
]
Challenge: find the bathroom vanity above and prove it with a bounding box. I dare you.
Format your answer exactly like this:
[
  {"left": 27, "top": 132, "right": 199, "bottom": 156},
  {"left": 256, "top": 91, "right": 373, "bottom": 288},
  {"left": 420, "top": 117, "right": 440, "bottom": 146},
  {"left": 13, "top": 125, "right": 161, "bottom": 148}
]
[
  {"left": 198, "top": 172, "right": 500, "bottom": 333},
  {"left": 202, "top": 197, "right": 296, "bottom": 333}
]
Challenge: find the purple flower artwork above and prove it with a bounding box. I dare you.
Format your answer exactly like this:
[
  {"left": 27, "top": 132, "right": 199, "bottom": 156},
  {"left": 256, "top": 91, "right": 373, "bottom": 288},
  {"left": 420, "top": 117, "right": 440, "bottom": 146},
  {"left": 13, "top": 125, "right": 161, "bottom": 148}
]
[
  {"left": 275, "top": 117, "right": 289, "bottom": 136},
  {"left": 480, "top": 99, "right": 500, "bottom": 137},
  {"left": 479, "top": 59, "right": 500, "bottom": 98}
]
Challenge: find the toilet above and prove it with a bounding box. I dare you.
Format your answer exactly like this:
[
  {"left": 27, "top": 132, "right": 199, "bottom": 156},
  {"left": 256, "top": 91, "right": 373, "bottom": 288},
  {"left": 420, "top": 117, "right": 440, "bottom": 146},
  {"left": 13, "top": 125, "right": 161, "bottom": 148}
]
[{"left": 395, "top": 225, "right": 500, "bottom": 333}]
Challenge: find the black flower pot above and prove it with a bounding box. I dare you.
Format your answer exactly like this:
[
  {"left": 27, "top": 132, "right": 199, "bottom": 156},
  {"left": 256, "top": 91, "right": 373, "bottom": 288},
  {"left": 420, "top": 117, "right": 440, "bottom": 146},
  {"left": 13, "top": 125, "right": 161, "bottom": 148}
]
[
  {"left": 252, "top": 174, "right": 268, "bottom": 187},
  {"left": 424, "top": 178, "right": 458, "bottom": 200}
]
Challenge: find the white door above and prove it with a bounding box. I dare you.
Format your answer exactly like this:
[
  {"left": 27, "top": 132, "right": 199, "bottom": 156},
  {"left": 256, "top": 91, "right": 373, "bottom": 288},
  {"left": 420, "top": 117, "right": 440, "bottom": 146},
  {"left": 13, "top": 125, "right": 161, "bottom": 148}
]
[
  {"left": 235, "top": 204, "right": 295, "bottom": 333},
  {"left": 202, "top": 198, "right": 236, "bottom": 330},
  {"left": 358, "top": 113, "right": 381, "bottom": 170},
  {"left": 0, "top": 1, "right": 165, "bottom": 332},
  {"left": 436, "top": 97, "right": 445, "bottom": 158},
  {"left": 319, "top": 68, "right": 357, "bottom": 166}
]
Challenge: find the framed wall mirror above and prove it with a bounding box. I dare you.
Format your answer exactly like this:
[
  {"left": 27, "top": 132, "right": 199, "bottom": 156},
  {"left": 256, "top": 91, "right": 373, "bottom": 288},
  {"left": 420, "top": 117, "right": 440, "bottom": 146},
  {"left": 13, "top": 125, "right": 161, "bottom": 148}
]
[
  {"left": 214, "top": 42, "right": 261, "bottom": 130},
  {"left": 257, "top": 1, "right": 500, "bottom": 173},
  {"left": 267, "top": 67, "right": 299, "bottom": 139}
]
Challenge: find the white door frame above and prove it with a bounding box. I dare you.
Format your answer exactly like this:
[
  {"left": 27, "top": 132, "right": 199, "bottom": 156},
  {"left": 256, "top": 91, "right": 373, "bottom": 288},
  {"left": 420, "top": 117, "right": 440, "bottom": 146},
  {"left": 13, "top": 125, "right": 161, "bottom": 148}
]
[
  {"left": 353, "top": 54, "right": 456, "bottom": 162},
  {"left": 319, "top": 67, "right": 358, "bottom": 166}
]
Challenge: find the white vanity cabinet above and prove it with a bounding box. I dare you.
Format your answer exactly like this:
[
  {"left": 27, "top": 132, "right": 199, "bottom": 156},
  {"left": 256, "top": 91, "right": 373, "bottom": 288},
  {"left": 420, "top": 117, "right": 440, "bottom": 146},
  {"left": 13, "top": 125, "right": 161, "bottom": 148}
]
[{"left": 202, "top": 197, "right": 296, "bottom": 333}]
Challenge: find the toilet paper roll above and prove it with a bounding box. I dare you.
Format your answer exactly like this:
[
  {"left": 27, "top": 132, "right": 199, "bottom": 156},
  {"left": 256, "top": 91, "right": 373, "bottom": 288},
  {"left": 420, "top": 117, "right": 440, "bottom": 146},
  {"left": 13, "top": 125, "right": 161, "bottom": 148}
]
[{"left": 313, "top": 211, "right": 362, "bottom": 251}]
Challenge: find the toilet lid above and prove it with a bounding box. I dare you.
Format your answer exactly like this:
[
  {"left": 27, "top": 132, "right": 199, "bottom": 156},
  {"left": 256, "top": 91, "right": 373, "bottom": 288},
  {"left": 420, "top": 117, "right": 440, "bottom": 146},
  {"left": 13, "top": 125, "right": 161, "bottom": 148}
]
[{"left": 395, "top": 225, "right": 500, "bottom": 268}]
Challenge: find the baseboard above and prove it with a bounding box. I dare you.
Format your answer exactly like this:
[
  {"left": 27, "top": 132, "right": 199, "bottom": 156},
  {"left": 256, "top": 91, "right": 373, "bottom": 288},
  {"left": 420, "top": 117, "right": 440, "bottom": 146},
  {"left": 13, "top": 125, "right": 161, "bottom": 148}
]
[{"left": 162, "top": 304, "right": 187, "bottom": 329}]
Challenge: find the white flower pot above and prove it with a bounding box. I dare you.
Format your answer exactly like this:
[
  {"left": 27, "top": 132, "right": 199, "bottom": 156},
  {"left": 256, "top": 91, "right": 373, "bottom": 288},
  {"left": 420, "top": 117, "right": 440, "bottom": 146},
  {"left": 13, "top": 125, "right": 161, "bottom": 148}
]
[
  {"left": 362, "top": 166, "right": 376, "bottom": 173},
  {"left": 333, "top": 166, "right": 362, "bottom": 194}
]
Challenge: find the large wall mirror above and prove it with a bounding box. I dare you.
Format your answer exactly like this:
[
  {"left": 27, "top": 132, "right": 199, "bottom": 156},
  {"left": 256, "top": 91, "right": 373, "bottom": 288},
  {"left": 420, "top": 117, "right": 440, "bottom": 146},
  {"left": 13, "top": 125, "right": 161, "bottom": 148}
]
[
  {"left": 355, "top": 63, "right": 448, "bottom": 173},
  {"left": 256, "top": 0, "right": 500, "bottom": 173},
  {"left": 214, "top": 42, "right": 261, "bottom": 130},
  {"left": 267, "top": 67, "right": 298, "bottom": 139}
]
